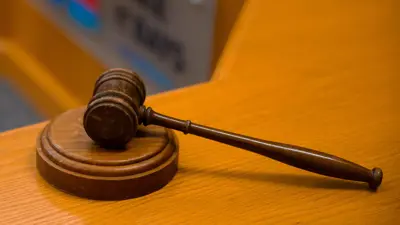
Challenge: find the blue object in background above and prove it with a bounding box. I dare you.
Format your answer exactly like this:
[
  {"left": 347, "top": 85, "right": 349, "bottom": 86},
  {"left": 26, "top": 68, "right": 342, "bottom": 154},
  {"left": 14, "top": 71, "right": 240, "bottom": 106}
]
[
  {"left": 49, "top": 0, "right": 100, "bottom": 31},
  {"left": 67, "top": 0, "right": 100, "bottom": 31}
]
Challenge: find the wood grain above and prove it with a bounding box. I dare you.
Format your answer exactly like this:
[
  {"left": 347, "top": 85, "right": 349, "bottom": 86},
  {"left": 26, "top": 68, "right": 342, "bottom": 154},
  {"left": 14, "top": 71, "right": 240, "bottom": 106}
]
[
  {"left": 0, "top": 0, "right": 399, "bottom": 224},
  {"left": 36, "top": 107, "right": 178, "bottom": 200}
]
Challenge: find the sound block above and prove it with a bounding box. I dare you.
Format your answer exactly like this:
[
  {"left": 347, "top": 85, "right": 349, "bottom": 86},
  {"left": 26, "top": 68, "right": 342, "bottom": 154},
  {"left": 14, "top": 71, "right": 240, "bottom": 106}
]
[{"left": 36, "top": 107, "right": 179, "bottom": 200}]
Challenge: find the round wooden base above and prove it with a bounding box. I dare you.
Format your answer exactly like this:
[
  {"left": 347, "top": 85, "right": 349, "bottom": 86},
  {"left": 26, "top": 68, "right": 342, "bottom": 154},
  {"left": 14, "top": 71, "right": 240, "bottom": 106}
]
[{"left": 36, "top": 107, "right": 179, "bottom": 200}]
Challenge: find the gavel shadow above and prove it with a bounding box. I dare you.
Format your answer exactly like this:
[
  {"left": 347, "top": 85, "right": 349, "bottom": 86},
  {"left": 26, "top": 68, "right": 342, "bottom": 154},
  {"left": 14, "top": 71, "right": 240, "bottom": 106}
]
[{"left": 179, "top": 166, "right": 369, "bottom": 191}]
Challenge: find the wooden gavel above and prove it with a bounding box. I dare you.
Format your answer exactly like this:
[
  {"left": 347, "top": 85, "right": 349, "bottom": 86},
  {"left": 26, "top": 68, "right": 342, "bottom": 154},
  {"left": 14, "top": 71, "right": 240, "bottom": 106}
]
[{"left": 83, "top": 68, "right": 383, "bottom": 190}]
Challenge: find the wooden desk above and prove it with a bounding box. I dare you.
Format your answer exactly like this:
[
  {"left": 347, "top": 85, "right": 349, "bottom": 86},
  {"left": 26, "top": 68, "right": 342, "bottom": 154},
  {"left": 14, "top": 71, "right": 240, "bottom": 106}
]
[{"left": 0, "top": 1, "right": 398, "bottom": 224}]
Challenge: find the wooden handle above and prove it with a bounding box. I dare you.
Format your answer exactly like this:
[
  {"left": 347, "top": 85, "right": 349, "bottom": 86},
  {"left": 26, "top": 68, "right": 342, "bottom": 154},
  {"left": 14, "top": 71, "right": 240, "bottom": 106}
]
[{"left": 140, "top": 106, "right": 383, "bottom": 190}]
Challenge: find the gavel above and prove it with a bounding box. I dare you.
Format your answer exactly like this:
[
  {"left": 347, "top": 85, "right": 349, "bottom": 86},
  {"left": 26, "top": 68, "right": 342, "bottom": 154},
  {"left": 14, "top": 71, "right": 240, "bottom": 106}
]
[{"left": 83, "top": 68, "right": 383, "bottom": 190}]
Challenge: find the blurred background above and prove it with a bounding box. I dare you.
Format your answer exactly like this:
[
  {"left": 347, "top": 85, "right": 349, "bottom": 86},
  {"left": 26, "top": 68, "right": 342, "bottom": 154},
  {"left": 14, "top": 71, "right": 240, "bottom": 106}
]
[{"left": 0, "top": 0, "right": 244, "bottom": 131}]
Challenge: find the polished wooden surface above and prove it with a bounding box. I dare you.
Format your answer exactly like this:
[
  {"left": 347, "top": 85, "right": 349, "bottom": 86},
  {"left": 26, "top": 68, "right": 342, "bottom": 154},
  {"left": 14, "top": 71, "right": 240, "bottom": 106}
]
[{"left": 0, "top": 0, "right": 399, "bottom": 224}]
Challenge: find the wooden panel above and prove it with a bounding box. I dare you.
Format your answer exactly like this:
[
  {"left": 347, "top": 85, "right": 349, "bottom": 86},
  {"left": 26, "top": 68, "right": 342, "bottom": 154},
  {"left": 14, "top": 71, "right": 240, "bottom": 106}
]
[
  {"left": 211, "top": 0, "right": 245, "bottom": 77},
  {"left": 9, "top": 0, "right": 106, "bottom": 102},
  {"left": 0, "top": 40, "right": 81, "bottom": 117},
  {"left": 0, "top": 1, "right": 12, "bottom": 37},
  {"left": 0, "top": 0, "right": 105, "bottom": 117}
]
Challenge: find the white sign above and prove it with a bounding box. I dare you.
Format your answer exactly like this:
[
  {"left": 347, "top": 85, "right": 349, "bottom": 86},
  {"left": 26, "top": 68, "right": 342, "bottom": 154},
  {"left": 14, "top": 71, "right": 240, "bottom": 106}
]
[{"left": 33, "top": 0, "right": 217, "bottom": 93}]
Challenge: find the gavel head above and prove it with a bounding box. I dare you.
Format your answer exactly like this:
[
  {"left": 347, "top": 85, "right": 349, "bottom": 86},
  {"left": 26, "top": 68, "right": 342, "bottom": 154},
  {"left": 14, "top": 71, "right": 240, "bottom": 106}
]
[{"left": 83, "top": 68, "right": 146, "bottom": 147}]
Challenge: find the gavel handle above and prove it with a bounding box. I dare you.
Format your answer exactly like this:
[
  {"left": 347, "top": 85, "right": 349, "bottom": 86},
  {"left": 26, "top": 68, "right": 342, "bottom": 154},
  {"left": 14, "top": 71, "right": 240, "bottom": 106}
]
[{"left": 140, "top": 107, "right": 383, "bottom": 190}]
